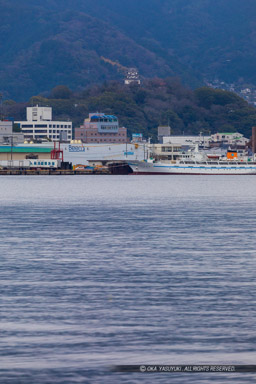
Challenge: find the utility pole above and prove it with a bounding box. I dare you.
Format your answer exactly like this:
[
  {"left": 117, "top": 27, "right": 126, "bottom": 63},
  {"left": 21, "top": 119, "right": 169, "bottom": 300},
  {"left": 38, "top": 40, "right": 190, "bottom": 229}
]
[{"left": 10, "top": 136, "right": 13, "bottom": 161}]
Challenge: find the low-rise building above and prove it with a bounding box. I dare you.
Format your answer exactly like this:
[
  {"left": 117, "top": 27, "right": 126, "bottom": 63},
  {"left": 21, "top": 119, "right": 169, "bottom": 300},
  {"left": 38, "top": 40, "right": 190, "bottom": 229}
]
[
  {"left": 150, "top": 143, "right": 182, "bottom": 160},
  {"left": 0, "top": 120, "right": 12, "bottom": 135},
  {"left": 0, "top": 120, "right": 24, "bottom": 145},
  {"left": 163, "top": 135, "right": 211, "bottom": 147},
  {"left": 0, "top": 145, "right": 52, "bottom": 161},
  {"left": 15, "top": 105, "right": 72, "bottom": 142},
  {"left": 131, "top": 133, "right": 144, "bottom": 143},
  {"left": 75, "top": 113, "right": 127, "bottom": 143},
  {"left": 158, "top": 126, "right": 171, "bottom": 143},
  {"left": 210, "top": 132, "right": 248, "bottom": 147}
]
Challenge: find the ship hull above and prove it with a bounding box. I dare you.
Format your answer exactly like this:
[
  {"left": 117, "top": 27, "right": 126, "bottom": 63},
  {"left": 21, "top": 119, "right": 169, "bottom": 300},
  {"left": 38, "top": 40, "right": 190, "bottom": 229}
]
[{"left": 128, "top": 161, "right": 256, "bottom": 175}]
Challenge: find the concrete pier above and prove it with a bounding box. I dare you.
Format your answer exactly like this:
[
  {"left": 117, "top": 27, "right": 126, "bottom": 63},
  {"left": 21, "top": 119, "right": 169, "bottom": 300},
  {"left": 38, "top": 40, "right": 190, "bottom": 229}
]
[{"left": 0, "top": 168, "right": 111, "bottom": 176}]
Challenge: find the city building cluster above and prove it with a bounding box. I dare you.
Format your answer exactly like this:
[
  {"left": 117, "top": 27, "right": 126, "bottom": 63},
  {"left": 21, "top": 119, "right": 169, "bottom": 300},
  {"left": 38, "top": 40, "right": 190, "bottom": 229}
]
[
  {"left": 0, "top": 105, "right": 252, "bottom": 165},
  {"left": 206, "top": 79, "right": 256, "bottom": 106}
]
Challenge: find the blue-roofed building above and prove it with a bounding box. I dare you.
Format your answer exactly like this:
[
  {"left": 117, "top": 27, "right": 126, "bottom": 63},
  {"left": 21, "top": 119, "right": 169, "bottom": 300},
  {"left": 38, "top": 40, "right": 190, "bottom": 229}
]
[{"left": 75, "top": 113, "right": 127, "bottom": 144}]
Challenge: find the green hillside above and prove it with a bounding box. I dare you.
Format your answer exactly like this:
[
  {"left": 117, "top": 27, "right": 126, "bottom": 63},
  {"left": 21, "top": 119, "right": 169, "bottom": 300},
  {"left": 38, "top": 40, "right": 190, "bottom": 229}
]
[
  {"left": 0, "top": 1, "right": 256, "bottom": 100},
  {"left": 4, "top": 80, "right": 256, "bottom": 141}
]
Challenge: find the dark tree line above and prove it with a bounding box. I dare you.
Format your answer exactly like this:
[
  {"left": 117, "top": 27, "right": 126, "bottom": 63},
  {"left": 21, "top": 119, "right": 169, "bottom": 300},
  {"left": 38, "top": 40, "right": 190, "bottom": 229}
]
[{"left": 3, "top": 79, "right": 256, "bottom": 141}]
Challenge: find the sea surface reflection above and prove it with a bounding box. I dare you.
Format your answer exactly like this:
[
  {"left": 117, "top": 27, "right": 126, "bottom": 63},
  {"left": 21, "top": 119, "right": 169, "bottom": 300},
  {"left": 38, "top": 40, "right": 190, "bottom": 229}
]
[{"left": 1, "top": 175, "right": 256, "bottom": 383}]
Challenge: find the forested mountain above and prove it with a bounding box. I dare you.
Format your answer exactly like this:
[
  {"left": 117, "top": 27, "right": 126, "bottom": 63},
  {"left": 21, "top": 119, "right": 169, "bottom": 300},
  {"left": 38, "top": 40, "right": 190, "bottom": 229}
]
[
  {"left": 5, "top": 80, "right": 256, "bottom": 141},
  {"left": 1, "top": 0, "right": 256, "bottom": 100}
]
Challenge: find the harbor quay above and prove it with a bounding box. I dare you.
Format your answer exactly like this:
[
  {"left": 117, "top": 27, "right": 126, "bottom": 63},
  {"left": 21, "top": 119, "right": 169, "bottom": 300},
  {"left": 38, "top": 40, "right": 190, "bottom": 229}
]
[
  {"left": 1, "top": 105, "right": 256, "bottom": 175},
  {"left": 0, "top": 143, "right": 143, "bottom": 175},
  {"left": 0, "top": 168, "right": 112, "bottom": 176},
  {"left": 0, "top": 106, "right": 146, "bottom": 174}
]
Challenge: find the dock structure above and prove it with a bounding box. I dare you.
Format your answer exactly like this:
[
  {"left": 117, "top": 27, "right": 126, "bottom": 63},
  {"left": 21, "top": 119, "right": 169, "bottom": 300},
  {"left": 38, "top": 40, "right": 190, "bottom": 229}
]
[{"left": 0, "top": 168, "right": 111, "bottom": 176}]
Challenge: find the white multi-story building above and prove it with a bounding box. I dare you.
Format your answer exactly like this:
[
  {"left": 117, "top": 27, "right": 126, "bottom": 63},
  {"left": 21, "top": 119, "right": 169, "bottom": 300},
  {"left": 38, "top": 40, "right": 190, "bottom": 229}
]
[{"left": 15, "top": 105, "right": 72, "bottom": 142}]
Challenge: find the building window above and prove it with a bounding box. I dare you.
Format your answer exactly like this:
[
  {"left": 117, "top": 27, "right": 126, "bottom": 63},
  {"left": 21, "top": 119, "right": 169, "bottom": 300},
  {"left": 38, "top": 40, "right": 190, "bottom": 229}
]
[{"left": 34, "top": 130, "right": 47, "bottom": 133}]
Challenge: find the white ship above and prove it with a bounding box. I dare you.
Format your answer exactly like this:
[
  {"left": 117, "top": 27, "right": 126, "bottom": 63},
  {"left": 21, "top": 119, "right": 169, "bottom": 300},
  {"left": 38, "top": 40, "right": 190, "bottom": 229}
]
[{"left": 128, "top": 147, "right": 256, "bottom": 175}]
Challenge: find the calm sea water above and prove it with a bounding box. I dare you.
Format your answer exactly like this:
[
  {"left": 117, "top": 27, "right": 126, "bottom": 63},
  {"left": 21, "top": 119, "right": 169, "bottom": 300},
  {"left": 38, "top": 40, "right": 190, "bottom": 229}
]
[{"left": 1, "top": 175, "right": 256, "bottom": 383}]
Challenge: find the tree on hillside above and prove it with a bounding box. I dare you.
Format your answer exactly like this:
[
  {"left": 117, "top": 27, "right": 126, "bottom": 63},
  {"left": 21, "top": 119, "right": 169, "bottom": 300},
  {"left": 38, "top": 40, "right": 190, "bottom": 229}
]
[
  {"left": 195, "top": 87, "right": 245, "bottom": 109},
  {"left": 50, "top": 85, "right": 72, "bottom": 99},
  {"left": 4, "top": 79, "right": 256, "bottom": 140}
]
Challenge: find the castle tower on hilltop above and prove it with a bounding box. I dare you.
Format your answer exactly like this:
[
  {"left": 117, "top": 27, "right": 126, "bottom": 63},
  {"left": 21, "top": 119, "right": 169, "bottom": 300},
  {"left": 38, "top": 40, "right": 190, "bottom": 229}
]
[{"left": 124, "top": 68, "right": 141, "bottom": 85}]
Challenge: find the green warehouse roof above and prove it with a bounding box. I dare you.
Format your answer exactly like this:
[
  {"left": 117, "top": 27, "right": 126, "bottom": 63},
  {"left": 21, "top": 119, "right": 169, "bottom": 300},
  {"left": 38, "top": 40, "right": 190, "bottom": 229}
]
[{"left": 0, "top": 146, "right": 52, "bottom": 153}]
